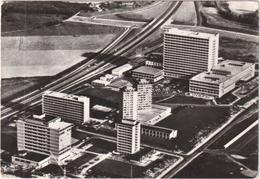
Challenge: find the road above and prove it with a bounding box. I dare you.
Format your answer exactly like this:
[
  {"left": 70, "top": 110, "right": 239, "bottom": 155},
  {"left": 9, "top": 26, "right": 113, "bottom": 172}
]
[
  {"left": 1, "top": 1, "right": 182, "bottom": 123},
  {"left": 162, "top": 103, "right": 258, "bottom": 178}
]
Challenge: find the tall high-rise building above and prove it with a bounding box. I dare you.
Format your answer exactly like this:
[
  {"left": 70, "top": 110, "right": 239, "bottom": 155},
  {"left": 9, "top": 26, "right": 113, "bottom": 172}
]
[
  {"left": 119, "top": 86, "right": 138, "bottom": 121},
  {"left": 137, "top": 79, "right": 152, "bottom": 111},
  {"left": 163, "top": 28, "right": 219, "bottom": 79},
  {"left": 42, "top": 91, "right": 90, "bottom": 124},
  {"left": 17, "top": 114, "right": 73, "bottom": 163},
  {"left": 116, "top": 119, "right": 141, "bottom": 154}
]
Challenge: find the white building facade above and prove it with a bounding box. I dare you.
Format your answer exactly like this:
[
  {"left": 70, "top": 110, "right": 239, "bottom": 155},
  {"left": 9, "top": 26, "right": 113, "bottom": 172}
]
[
  {"left": 189, "top": 60, "right": 255, "bottom": 98},
  {"left": 117, "top": 119, "right": 141, "bottom": 154},
  {"left": 137, "top": 79, "right": 152, "bottom": 111},
  {"left": 163, "top": 28, "right": 219, "bottom": 79},
  {"left": 42, "top": 91, "right": 90, "bottom": 124},
  {"left": 17, "top": 114, "right": 73, "bottom": 163},
  {"left": 119, "top": 86, "right": 138, "bottom": 121}
]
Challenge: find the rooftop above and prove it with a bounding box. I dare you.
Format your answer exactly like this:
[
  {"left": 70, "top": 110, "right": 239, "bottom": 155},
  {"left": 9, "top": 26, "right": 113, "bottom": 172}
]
[
  {"left": 112, "top": 64, "right": 133, "bottom": 73},
  {"left": 191, "top": 60, "right": 255, "bottom": 84},
  {"left": 132, "top": 66, "right": 163, "bottom": 75},
  {"left": 190, "top": 71, "right": 229, "bottom": 84},
  {"left": 165, "top": 28, "right": 218, "bottom": 39},
  {"left": 44, "top": 90, "right": 88, "bottom": 102},
  {"left": 214, "top": 60, "right": 254, "bottom": 75},
  {"left": 14, "top": 152, "right": 49, "bottom": 162},
  {"left": 22, "top": 114, "right": 73, "bottom": 130}
]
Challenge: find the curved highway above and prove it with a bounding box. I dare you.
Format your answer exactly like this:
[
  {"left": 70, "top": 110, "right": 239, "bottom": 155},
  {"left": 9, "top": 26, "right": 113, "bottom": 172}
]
[{"left": 1, "top": 1, "right": 183, "bottom": 121}]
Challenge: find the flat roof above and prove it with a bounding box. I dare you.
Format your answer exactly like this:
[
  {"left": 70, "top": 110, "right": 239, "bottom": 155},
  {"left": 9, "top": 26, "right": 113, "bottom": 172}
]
[
  {"left": 190, "top": 71, "right": 229, "bottom": 84},
  {"left": 24, "top": 114, "right": 59, "bottom": 123},
  {"left": 14, "top": 152, "right": 49, "bottom": 162},
  {"left": 165, "top": 28, "right": 218, "bottom": 39},
  {"left": 108, "top": 79, "right": 132, "bottom": 88},
  {"left": 44, "top": 90, "right": 88, "bottom": 102},
  {"left": 191, "top": 60, "right": 255, "bottom": 84},
  {"left": 132, "top": 66, "right": 163, "bottom": 75},
  {"left": 112, "top": 64, "right": 133, "bottom": 73},
  {"left": 215, "top": 60, "right": 254, "bottom": 75},
  {"left": 48, "top": 120, "right": 73, "bottom": 130}
]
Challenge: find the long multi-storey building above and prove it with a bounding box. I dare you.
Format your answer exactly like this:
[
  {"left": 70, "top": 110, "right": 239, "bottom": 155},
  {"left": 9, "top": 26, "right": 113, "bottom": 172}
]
[
  {"left": 42, "top": 91, "right": 90, "bottom": 124},
  {"left": 136, "top": 79, "right": 152, "bottom": 111},
  {"left": 189, "top": 60, "right": 255, "bottom": 98},
  {"left": 119, "top": 86, "right": 138, "bottom": 121},
  {"left": 117, "top": 119, "right": 141, "bottom": 154},
  {"left": 163, "top": 28, "right": 219, "bottom": 79},
  {"left": 17, "top": 114, "right": 73, "bottom": 163}
]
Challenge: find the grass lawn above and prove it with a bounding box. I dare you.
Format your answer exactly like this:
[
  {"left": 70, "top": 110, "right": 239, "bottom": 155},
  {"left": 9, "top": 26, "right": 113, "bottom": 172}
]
[
  {"left": 90, "top": 159, "right": 145, "bottom": 178},
  {"left": 215, "top": 92, "right": 238, "bottom": 105},
  {"left": 87, "top": 138, "right": 116, "bottom": 154},
  {"left": 76, "top": 87, "right": 120, "bottom": 108},
  {"left": 1, "top": 77, "right": 51, "bottom": 103},
  {"left": 146, "top": 106, "right": 231, "bottom": 153},
  {"left": 175, "top": 151, "right": 257, "bottom": 178},
  {"left": 159, "top": 95, "right": 211, "bottom": 105}
]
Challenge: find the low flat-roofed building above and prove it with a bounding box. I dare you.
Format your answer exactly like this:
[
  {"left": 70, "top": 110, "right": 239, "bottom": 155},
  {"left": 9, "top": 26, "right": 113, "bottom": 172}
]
[
  {"left": 132, "top": 66, "right": 163, "bottom": 83},
  {"left": 12, "top": 152, "right": 50, "bottom": 169},
  {"left": 141, "top": 125, "right": 177, "bottom": 140},
  {"left": 189, "top": 60, "right": 255, "bottom": 98},
  {"left": 112, "top": 64, "right": 133, "bottom": 77},
  {"left": 137, "top": 104, "right": 171, "bottom": 125},
  {"left": 145, "top": 53, "right": 163, "bottom": 68},
  {"left": 91, "top": 79, "right": 110, "bottom": 87},
  {"left": 108, "top": 79, "right": 133, "bottom": 91}
]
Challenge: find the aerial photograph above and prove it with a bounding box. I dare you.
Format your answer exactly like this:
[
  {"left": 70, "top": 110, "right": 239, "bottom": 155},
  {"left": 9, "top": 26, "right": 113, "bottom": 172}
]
[{"left": 1, "top": 0, "right": 258, "bottom": 178}]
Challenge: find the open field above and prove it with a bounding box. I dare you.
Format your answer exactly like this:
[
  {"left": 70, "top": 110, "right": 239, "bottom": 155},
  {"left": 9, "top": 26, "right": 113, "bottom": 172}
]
[
  {"left": 1, "top": 77, "right": 51, "bottom": 102},
  {"left": 91, "top": 159, "right": 145, "bottom": 178},
  {"left": 175, "top": 151, "right": 257, "bottom": 178},
  {"left": 97, "top": 1, "right": 173, "bottom": 22},
  {"left": 3, "top": 21, "right": 123, "bottom": 36},
  {"left": 143, "top": 106, "right": 231, "bottom": 153},
  {"left": 171, "top": 1, "right": 197, "bottom": 25},
  {"left": 219, "top": 37, "right": 259, "bottom": 63},
  {"left": 199, "top": 3, "right": 258, "bottom": 35},
  {"left": 2, "top": 29, "right": 119, "bottom": 78},
  {"left": 1, "top": 1, "right": 95, "bottom": 35}
]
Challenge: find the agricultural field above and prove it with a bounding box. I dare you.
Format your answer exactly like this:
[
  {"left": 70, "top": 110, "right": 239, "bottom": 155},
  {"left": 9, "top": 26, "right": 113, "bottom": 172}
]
[
  {"left": 171, "top": 1, "right": 197, "bottom": 25},
  {"left": 1, "top": 77, "right": 51, "bottom": 102}
]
